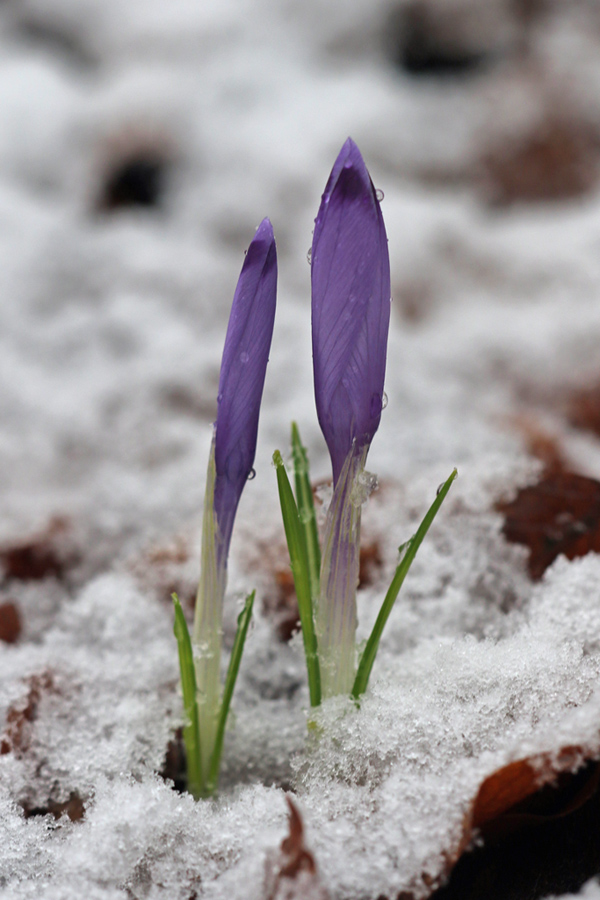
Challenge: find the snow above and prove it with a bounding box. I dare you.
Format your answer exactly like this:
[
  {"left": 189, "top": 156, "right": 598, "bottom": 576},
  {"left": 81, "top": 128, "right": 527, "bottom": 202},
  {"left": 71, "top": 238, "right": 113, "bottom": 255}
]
[{"left": 2, "top": 0, "right": 600, "bottom": 898}]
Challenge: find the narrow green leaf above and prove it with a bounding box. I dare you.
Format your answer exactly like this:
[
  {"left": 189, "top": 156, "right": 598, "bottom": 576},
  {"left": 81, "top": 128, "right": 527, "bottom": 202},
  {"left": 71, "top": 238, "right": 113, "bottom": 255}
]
[
  {"left": 172, "top": 593, "right": 203, "bottom": 800},
  {"left": 291, "top": 422, "right": 321, "bottom": 603},
  {"left": 352, "top": 469, "right": 457, "bottom": 700},
  {"left": 273, "top": 449, "right": 321, "bottom": 707},
  {"left": 206, "top": 591, "right": 255, "bottom": 794}
]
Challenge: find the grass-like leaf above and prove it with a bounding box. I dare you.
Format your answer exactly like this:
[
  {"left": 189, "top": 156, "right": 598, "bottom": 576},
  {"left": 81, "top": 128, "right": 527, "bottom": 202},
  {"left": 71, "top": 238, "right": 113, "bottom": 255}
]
[
  {"left": 352, "top": 468, "right": 457, "bottom": 700},
  {"left": 206, "top": 591, "right": 255, "bottom": 795},
  {"left": 172, "top": 593, "right": 203, "bottom": 800},
  {"left": 273, "top": 449, "right": 321, "bottom": 707},
  {"left": 291, "top": 422, "right": 321, "bottom": 603}
]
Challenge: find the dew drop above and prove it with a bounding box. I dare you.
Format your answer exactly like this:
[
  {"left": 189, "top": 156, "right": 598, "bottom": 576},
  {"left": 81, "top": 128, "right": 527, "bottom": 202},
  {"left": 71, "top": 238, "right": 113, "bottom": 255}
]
[
  {"left": 217, "top": 392, "right": 223, "bottom": 404},
  {"left": 240, "top": 351, "right": 249, "bottom": 364},
  {"left": 382, "top": 391, "right": 388, "bottom": 410},
  {"left": 436, "top": 482, "right": 444, "bottom": 496},
  {"left": 307, "top": 247, "right": 312, "bottom": 265},
  {"left": 247, "top": 468, "right": 256, "bottom": 481},
  {"left": 375, "top": 188, "right": 385, "bottom": 202}
]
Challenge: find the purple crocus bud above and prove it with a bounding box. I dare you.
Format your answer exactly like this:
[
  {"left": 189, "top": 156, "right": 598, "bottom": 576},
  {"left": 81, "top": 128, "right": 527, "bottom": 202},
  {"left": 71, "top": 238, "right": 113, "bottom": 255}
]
[
  {"left": 193, "top": 218, "right": 276, "bottom": 784},
  {"left": 213, "top": 217, "right": 277, "bottom": 566},
  {"left": 311, "top": 138, "right": 391, "bottom": 485}
]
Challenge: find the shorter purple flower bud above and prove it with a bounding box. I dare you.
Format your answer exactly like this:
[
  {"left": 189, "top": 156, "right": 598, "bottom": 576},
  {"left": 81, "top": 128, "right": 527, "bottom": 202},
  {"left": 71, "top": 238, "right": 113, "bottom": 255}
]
[
  {"left": 213, "top": 218, "right": 277, "bottom": 564},
  {"left": 311, "top": 138, "right": 391, "bottom": 485}
]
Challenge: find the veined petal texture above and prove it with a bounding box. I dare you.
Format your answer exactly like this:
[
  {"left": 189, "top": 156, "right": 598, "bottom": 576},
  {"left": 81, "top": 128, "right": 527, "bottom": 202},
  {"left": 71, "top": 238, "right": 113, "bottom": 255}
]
[
  {"left": 311, "top": 139, "right": 391, "bottom": 485},
  {"left": 213, "top": 217, "right": 277, "bottom": 562}
]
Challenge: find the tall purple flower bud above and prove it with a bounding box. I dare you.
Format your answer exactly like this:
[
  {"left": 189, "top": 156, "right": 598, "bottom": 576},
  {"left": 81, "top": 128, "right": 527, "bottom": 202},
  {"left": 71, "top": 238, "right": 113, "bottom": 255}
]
[
  {"left": 311, "top": 140, "right": 391, "bottom": 697},
  {"left": 213, "top": 217, "right": 278, "bottom": 568},
  {"left": 193, "top": 218, "right": 276, "bottom": 780},
  {"left": 311, "top": 137, "right": 390, "bottom": 487}
]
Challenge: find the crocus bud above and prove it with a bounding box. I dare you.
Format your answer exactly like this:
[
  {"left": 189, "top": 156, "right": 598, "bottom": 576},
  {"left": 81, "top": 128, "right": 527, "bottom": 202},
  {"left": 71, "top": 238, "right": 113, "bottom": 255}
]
[
  {"left": 311, "top": 138, "right": 391, "bottom": 485},
  {"left": 193, "top": 218, "right": 277, "bottom": 784},
  {"left": 213, "top": 217, "right": 278, "bottom": 566}
]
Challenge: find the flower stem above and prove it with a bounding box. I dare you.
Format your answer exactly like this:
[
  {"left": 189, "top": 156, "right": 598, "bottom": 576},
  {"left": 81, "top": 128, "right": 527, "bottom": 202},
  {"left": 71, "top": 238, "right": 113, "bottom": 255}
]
[
  {"left": 316, "top": 446, "right": 368, "bottom": 698},
  {"left": 193, "top": 439, "right": 226, "bottom": 790}
]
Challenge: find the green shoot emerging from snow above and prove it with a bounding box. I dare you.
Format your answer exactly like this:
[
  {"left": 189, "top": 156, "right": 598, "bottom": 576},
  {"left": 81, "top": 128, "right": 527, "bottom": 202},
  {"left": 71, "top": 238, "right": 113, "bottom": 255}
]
[{"left": 275, "top": 424, "right": 456, "bottom": 703}]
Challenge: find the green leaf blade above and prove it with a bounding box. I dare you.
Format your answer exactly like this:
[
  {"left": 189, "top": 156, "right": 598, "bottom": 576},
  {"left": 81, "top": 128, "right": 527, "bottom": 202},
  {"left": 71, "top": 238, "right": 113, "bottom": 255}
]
[
  {"left": 172, "top": 593, "right": 203, "bottom": 800},
  {"left": 273, "top": 449, "right": 321, "bottom": 707},
  {"left": 352, "top": 469, "right": 457, "bottom": 700},
  {"left": 290, "top": 422, "right": 321, "bottom": 603},
  {"left": 206, "top": 590, "right": 255, "bottom": 795}
]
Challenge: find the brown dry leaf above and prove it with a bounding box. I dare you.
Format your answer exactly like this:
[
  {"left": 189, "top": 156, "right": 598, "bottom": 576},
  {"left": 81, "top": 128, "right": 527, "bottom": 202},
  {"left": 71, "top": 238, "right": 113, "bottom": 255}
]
[
  {"left": 431, "top": 750, "right": 600, "bottom": 900},
  {"left": 507, "top": 413, "right": 568, "bottom": 475},
  {"left": 22, "top": 790, "right": 86, "bottom": 823},
  {"left": 262, "top": 566, "right": 300, "bottom": 643},
  {"left": 479, "top": 112, "right": 599, "bottom": 206},
  {"left": 565, "top": 381, "right": 600, "bottom": 438},
  {"left": 0, "top": 600, "right": 21, "bottom": 643},
  {"left": 498, "top": 470, "right": 600, "bottom": 579},
  {"left": 470, "top": 746, "right": 599, "bottom": 837},
  {"left": 264, "top": 797, "right": 329, "bottom": 900},
  {"left": 0, "top": 671, "right": 56, "bottom": 757},
  {"left": 0, "top": 516, "right": 78, "bottom": 583}
]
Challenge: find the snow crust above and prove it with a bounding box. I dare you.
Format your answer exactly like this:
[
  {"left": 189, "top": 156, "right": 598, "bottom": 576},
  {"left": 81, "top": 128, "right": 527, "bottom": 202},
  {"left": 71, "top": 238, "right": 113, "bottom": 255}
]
[{"left": 3, "top": 0, "right": 600, "bottom": 898}]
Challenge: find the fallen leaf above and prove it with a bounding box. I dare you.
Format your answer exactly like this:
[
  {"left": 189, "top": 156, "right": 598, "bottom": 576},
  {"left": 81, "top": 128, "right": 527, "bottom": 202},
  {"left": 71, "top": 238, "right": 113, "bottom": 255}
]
[
  {"left": 0, "top": 671, "right": 56, "bottom": 757},
  {"left": 432, "top": 749, "right": 600, "bottom": 900},
  {"left": 22, "top": 791, "right": 86, "bottom": 823},
  {"left": 480, "top": 111, "right": 599, "bottom": 206},
  {"left": 470, "top": 746, "right": 598, "bottom": 837},
  {"left": 264, "top": 796, "right": 329, "bottom": 900},
  {"left": 0, "top": 600, "right": 21, "bottom": 643},
  {"left": 498, "top": 471, "right": 600, "bottom": 579},
  {"left": 0, "top": 517, "right": 78, "bottom": 583}
]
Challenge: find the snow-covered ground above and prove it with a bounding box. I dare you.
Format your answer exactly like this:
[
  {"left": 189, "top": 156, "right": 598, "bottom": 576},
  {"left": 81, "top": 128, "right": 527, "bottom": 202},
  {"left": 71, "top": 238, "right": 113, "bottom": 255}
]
[{"left": 4, "top": 1, "right": 600, "bottom": 897}]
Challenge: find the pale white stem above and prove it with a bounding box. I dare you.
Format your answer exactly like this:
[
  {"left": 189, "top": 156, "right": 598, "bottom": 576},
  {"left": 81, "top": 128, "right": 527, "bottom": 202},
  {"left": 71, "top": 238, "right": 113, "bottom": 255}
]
[
  {"left": 192, "top": 438, "right": 226, "bottom": 785},
  {"left": 316, "top": 446, "right": 369, "bottom": 698}
]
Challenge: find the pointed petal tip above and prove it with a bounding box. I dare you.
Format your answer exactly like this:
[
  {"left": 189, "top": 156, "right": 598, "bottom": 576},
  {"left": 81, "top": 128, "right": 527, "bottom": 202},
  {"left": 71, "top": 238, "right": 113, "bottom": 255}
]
[
  {"left": 336, "top": 137, "right": 366, "bottom": 173},
  {"left": 254, "top": 217, "right": 274, "bottom": 244}
]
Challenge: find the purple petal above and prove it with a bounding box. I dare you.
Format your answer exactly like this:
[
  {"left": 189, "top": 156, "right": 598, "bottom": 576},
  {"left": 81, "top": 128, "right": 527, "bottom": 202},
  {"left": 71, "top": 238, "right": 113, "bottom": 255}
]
[
  {"left": 213, "top": 218, "right": 277, "bottom": 562},
  {"left": 311, "top": 139, "right": 391, "bottom": 485}
]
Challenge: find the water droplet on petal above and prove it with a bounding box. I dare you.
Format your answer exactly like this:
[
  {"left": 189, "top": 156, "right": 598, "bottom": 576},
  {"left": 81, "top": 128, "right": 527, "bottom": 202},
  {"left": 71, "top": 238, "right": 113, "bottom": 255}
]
[
  {"left": 247, "top": 468, "right": 256, "bottom": 481},
  {"left": 240, "top": 351, "right": 249, "bottom": 364},
  {"left": 307, "top": 247, "right": 312, "bottom": 265},
  {"left": 382, "top": 392, "right": 388, "bottom": 410},
  {"left": 375, "top": 188, "right": 384, "bottom": 202},
  {"left": 217, "top": 392, "right": 223, "bottom": 404}
]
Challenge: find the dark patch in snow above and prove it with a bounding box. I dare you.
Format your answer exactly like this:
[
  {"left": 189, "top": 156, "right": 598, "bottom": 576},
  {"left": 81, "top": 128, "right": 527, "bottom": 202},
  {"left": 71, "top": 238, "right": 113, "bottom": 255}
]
[
  {"left": 434, "top": 758, "right": 600, "bottom": 900},
  {"left": 22, "top": 790, "right": 86, "bottom": 823},
  {"left": 0, "top": 671, "right": 56, "bottom": 757},
  {"left": 0, "top": 600, "right": 21, "bottom": 643},
  {"left": 498, "top": 471, "right": 600, "bottom": 580},
  {"left": 386, "top": 3, "right": 492, "bottom": 76},
  {"left": 0, "top": 517, "right": 79, "bottom": 584},
  {"left": 97, "top": 148, "right": 171, "bottom": 212}
]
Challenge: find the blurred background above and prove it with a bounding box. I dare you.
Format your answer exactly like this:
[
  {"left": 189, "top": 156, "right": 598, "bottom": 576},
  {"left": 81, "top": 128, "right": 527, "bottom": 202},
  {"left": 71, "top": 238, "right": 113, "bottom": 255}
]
[{"left": 3, "top": 0, "right": 600, "bottom": 591}]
